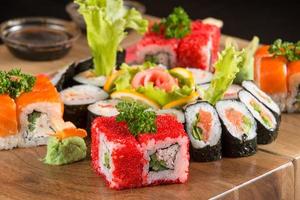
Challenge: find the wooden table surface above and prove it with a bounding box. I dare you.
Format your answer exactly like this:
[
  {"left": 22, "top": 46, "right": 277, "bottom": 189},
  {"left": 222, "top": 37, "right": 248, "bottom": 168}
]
[{"left": 0, "top": 17, "right": 299, "bottom": 200}]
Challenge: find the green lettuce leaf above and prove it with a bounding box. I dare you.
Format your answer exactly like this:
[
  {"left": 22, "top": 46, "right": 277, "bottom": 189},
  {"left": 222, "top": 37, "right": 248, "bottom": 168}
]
[
  {"left": 203, "top": 45, "right": 243, "bottom": 105},
  {"left": 234, "top": 36, "right": 259, "bottom": 84},
  {"left": 75, "top": 0, "right": 148, "bottom": 76},
  {"left": 137, "top": 83, "right": 192, "bottom": 106}
]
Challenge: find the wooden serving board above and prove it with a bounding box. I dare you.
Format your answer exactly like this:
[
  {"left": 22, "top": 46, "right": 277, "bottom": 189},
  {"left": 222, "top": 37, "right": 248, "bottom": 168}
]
[{"left": 0, "top": 16, "right": 299, "bottom": 199}]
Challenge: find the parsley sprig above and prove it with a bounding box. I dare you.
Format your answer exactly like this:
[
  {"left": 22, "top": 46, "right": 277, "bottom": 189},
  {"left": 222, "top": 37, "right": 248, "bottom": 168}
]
[
  {"left": 152, "top": 7, "right": 191, "bottom": 39},
  {"left": 0, "top": 69, "right": 36, "bottom": 98},
  {"left": 116, "top": 101, "right": 157, "bottom": 136},
  {"left": 269, "top": 39, "right": 300, "bottom": 62}
]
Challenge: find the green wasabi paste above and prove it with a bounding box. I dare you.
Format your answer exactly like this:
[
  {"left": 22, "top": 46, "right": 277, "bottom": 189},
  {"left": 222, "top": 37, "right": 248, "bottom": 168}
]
[{"left": 44, "top": 136, "right": 87, "bottom": 165}]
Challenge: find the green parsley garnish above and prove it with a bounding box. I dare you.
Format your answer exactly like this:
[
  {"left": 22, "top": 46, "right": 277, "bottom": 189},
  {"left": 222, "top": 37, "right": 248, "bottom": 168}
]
[
  {"left": 116, "top": 101, "right": 157, "bottom": 136},
  {"left": 0, "top": 69, "right": 36, "bottom": 98},
  {"left": 269, "top": 39, "right": 300, "bottom": 62},
  {"left": 152, "top": 7, "right": 191, "bottom": 39}
]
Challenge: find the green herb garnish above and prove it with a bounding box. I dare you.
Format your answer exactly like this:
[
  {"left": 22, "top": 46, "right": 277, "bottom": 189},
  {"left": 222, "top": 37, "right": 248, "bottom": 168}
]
[
  {"left": 0, "top": 69, "right": 36, "bottom": 98},
  {"left": 269, "top": 39, "right": 300, "bottom": 62},
  {"left": 27, "top": 111, "right": 42, "bottom": 132},
  {"left": 75, "top": 0, "right": 148, "bottom": 76},
  {"left": 149, "top": 153, "right": 168, "bottom": 172},
  {"left": 116, "top": 101, "right": 157, "bottom": 136},
  {"left": 152, "top": 7, "right": 191, "bottom": 39}
]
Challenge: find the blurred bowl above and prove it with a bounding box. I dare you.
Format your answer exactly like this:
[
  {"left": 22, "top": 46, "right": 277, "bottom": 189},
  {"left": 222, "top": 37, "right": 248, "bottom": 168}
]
[
  {"left": 0, "top": 17, "right": 80, "bottom": 61},
  {"left": 66, "top": 1, "right": 146, "bottom": 31}
]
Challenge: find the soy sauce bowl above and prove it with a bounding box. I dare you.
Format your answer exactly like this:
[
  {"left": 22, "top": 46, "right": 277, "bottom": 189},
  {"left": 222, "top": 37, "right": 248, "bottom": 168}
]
[{"left": 0, "top": 17, "right": 80, "bottom": 61}]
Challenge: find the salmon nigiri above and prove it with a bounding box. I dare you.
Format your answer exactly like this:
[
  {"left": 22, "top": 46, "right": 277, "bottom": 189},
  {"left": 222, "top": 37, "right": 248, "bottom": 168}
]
[{"left": 0, "top": 95, "right": 19, "bottom": 150}]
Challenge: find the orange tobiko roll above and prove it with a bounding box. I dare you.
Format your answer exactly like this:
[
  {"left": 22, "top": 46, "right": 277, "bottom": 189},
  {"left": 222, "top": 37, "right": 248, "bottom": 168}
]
[{"left": 286, "top": 60, "right": 300, "bottom": 112}]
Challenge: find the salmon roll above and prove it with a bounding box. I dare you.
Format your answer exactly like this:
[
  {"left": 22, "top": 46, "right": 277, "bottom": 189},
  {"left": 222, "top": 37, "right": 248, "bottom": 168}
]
[
  {"left": 242, "top": 81, "right": 281, "bottom": 118},
  {"left": 287, "top": 61, "right": 300, "bottom": 112},
  {"left": 216, "top": 100, "right": 257, "bottom": 157},
  {"left": 239, "top": 90, "right": 279, "bottom": 144},
  {"left": 16, "top": 75, "right": 64, "bottom": 147},
  {"left": 184, "top": 101, "right": 222, "bottom": 162},
  {"left": 254, "top": 46, "right": 288, "bottom": 111},
  {"left": 0, "top": 95, "right": 19, "bottom": 150}
]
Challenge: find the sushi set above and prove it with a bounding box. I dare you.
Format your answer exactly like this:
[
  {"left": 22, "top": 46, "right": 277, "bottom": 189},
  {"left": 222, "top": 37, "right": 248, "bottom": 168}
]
[{"left": 0, "top": 0, "right": 299, "bottom": 195}]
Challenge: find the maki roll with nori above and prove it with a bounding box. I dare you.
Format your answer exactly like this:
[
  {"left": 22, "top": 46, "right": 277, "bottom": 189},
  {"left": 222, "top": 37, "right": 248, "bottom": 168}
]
[
  {"left": 242, "top": 80, "right": 281, "bottom": 118},
  {"left": 185, "top": 101, "right": 222, "bottom": 162},
  {"left": 87, "top": 99, "right": 120, "bottom": 133},
  {"left": 216, "top": 100, "right": 257, "bottom": 157},
  {"left": 239, "top": 90, "right": 279, "bottom": 144},
  {"left": 60, "top": 85, "right": 108, "bottom": 128}
]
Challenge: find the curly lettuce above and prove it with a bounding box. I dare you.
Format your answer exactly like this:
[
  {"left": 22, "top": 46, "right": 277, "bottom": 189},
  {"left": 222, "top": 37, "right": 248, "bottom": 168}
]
[
  {"left": 203, "top": 45, "right": 243, "bottom": 105},
  {"left": 75, "top": 0, "right": 148, "bottom": 76}
]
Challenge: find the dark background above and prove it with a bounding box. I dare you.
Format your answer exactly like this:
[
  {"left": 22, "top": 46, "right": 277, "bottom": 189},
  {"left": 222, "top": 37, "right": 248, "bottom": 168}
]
[{"left": 0, "top": 0, "right": 299, "bottom": 43}]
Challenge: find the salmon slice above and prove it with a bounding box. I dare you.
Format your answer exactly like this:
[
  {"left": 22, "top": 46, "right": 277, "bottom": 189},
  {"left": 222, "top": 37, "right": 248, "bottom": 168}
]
[
  {"left": 0, "top": 95, "right": 18, "bottom": 137},
  {"left": 16, "top": 75, "right": 63, "bottom": 116},
  {"left": 254, "top": 45, "right": 272, "bottom": 81},
  {"left": 197, "top": 109, "right": 212, "bottom": 142},
  {"left": 258, "top": 56, "right": 288, "bottom": 94}
]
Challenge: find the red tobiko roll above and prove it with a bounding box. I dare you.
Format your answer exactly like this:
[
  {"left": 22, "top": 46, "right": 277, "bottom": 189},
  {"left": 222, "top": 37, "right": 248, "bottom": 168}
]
[
  {"left": 177, "top": 33, "right": 212, "bottom": 71},
  {"left": 191, "top": 20, "right": 221, "bottom": 64},
  {"left": 91, "top": 115, "right": 190, "bottom": 189},
  {"left": 91, "top": 117, "right": 145, "bottom": 189}
]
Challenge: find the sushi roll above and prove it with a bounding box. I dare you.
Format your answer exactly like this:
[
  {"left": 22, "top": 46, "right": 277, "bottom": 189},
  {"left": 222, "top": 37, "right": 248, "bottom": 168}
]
[
  {"left": 286, "top": 61, "right": 300, "bottom": 113},
  {"left": 137, "top": 115, "right": 189, "bottom": 186},
  {"left": 73, "top": 70, "right": 107, "bottom": 87},
  {"left": 254, "top": 47, "right": 288, "bottom": 111},
  {"left": 16, "top": 75, "right": 64, "bottom": 147},
  {"left": 87, "top": 99, "right": 120, "bottom": 133},
  {"left": 184, "top": 101, "right": 222, "bottom": 162},
  {"left": 156, "top": 108, "right": 185, "bottom": 123},
  {"left": 242, "top": 80, "right": 281, "bottom": 117},
  {"left": 187, "top": 68, "right": 213, "bottom": 85},
  {"left": 91, "top": 115, "right": 189, "bottom": 189},
  {"left": 91, "top": 117, "right": 144, "bottom": 189},
  {"left": 177, "top": 33, "right": 213, "bottom": 71},
  {"left": 239, "top": 90, "right": 279, "bottom": 144},
  {"left": 0, "top": 95, "right": 19, "bottom": 150},
  {"left": 216, "top": 100, "right": 257, "bottom": 157},
  {"left": 134, "top": 34, "right": 178, "bottom": 68},
  {"left": 60, "top": 85, "right": 108, "bottom": 128}
]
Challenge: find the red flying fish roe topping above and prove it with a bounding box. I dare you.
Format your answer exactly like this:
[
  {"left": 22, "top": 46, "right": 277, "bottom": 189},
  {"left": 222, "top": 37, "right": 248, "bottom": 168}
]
[
  {"left": 138, "top": 115, "right": 187, "bottom": 144},
  {"left": 138, "top": 33, "right": 179, "bottom": 50},
  {"left": 177, "top": 33, "right": 211, "bottom": 70},
  {"left": 191, "top": 20, "right": 221, "bottom": 63}
]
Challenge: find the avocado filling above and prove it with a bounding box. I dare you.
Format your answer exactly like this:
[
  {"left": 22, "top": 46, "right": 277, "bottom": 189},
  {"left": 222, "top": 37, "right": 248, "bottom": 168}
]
[
  {"left": 103, "top": 152, "right": 110, "bottom": 169},
  {"left": 149, "top": 144, "right": 179, "bottom": 172},
  {"left": 251, "top": 100, "right": 272, "bottom": 128},
  {"left": 28, "top": 111, "right": 42, "bottom": 132},
  {"left": 192, "top": 113, "right": 204, "bottom": 141}
]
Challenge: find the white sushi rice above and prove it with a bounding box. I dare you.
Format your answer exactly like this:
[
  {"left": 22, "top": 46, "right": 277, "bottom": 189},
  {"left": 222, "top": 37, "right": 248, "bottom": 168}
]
[
  {"left": 73, "top": 70, "right": 107, "bottom": 87},
  {"left": 88, "top": 99, "right": 120, "bottom": 117},
  {"left": 136, "top": 45, "right": 177, "bottom": 68},
  {"left": 60, "top": 85, "right": 108, "bottom": 106},
  {"left": 141, "top": 136, "right": 189, "bottom": 185},
  {"left": 18, "top": 102, "right": 62, "bottom": 147},
  {"left": 239, "top": 90, "right": 277, "bottom": 130},
  {"left": 242, "top": 81, "right": 281, "bottom": 115},
  {"left": 216, "top": 100, "right": 257, "bottom": 141},
  {"left": 187, "top": 68, "right": 213, "bottom": 85},
  {"left": 185, "top": 102, "right": 221, "bottom": 148},
  {"left": 98, "top": 133, "right": 124, "bottom": 188},
  {"left": 0, "top": 134, "right": 20, "bottom": 150},
  {"left": 156, "top": 109, "right": 185, "bottom": 123}
]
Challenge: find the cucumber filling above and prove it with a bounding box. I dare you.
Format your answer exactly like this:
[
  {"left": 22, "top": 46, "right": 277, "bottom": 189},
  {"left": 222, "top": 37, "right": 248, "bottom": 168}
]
[
  {"left": 192, "top": 113, "right": 204, "bottom": 141},
  {"left": 103, "top": 152, "right": 110, "bottom": 169},
  {"left": 149, "top": 144, "right": 179, "bottom": 172},
  {"left": 251, "top": 101, "right": 272, "bottom": 128},
  {"left": 145, "top": 52, "right": 171, "bottom": 66},
  {"left": 25, "top": 111, "right": 54, "bottom": 140}
]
